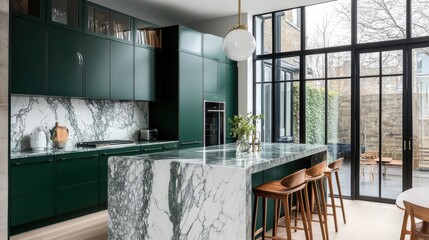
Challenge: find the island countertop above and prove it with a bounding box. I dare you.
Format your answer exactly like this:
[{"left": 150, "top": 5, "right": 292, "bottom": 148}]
[
  {"left": 111, "top": 142, "right": 327, "bottom": 174},
  {"left": 108, "top": 143, "right": 327, "bottom": 239}
]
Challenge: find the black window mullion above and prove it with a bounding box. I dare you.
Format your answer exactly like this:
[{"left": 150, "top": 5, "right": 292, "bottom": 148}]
[
  {"left": 299, "top": 6, "right": 306, "bottom": 143},
  {"left": 325, "top": 53, "right": 328, "bottom": 146},
  {"left": 378, "top": 51, "right": 383, "bottom": 199},
  {"left": 407, "top": 0, "right": 412, "bottom": 39}
]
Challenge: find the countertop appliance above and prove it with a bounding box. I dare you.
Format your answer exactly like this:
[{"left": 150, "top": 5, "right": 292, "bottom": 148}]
[
  {"left": 76, "top": 140, "right": 134, "bottom": 148},
  {"left": 204, "top": 101, "right": 225, "bottom": 146},
  {"left": 139, "top": 128, "right": 158, "bottom": 141}
]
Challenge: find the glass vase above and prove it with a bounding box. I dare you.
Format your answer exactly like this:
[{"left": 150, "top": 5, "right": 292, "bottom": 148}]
[{"left": 236, "top": 135, "right": 250, "bottom": 153}]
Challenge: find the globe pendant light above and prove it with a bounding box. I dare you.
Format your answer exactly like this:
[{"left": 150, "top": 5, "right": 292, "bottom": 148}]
[{"left": 222, "top": 0, "right": 256, "bottom": 61}]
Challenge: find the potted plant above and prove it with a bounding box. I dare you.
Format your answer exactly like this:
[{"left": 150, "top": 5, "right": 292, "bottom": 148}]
[{"left": 229, "top": 113, "right": 263, "bottom": 152}]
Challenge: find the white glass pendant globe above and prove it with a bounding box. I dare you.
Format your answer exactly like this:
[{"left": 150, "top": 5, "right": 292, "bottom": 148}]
[{"left": 222, "top": 28, "right": 256, "bottom": 61}]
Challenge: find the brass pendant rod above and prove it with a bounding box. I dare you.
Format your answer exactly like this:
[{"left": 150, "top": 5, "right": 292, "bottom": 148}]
[{"left": 238, "top": 0, "right": 241, "bottom": 25}]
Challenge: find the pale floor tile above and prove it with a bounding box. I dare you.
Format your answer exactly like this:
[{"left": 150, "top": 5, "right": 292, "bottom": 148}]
[
  {"left": 259, "top": 199, "right": 405, "bottom": 240},
  {"left": 0, "top": 188, "right": 7, "bottom": 240},
  {"left": 11, "top": 199, "right": 408, "bottom": 240},
  {"left": 0, "top": 62, "right": 8, "bottom": 104}
]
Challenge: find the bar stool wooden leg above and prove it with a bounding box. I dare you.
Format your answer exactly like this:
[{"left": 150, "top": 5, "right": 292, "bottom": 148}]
[
  {"left": 282, "top": 196, "right": 293, "bottom": 240},
  {"left": 318, "top": 179, "right": 329, "bottom": 240},
  {"left": 304, "top": 184, "right": 313, "bottom": 240},
  {"left": 252, "top": 195, "right": 259, "bottom": 240},
  {"left": 273, "top": 198, "right": 278, "bottom": 237},
  {"left": 335, "top": 171, "right": 346, "bottom": 224},
  {"left": 311, "top": 182, "right": 327, "bottom": 240},
  {"left": 262, "top": 197, "right": 267, "bottom": 240},
  {"left": 298, "top": 189, "right": 310, "bottom": 240},
  {"left": 327, "top": 173, "right": 338, "bottom": 232}
]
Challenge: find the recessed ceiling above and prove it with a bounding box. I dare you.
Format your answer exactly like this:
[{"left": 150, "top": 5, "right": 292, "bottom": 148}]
[{"left": 89, "top": 0, "right": 333, "bottom": 26}]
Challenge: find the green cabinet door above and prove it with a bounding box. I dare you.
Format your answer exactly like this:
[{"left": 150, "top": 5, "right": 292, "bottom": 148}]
[
  {"left": 11, "top": 17, "right": 46, "bottom": 95},
  {"left": 56, "top": 152, "right": 99, "bottom": 214},
  {"left": 218, "top": 62, "right": 227, "bottom": 95},
  {"left": 226, "top": 63, "right": 238, "bottom": 141},
  {"left": 111, "top": 41, "right": 134, "bottom": 100},
  {"left": 179, "top": 52, "right": 203, "bottom": 149},
  {"left": 48, "top": 25, "right": 83, "bottom": 97},
  {"left": 203, "top": 58, "right": 217, "bottom": 93},
  {"left": 99, "top": 147, "right": 140, "bottom": 204},
  {"left": 179, "top": 26, "right": 202, "bottom": 55},
  {"left": 84, "top": 35, "right": 110, "bottom": 99},
  {"left": 10, "top": 156, "right": 54, "bottom": 226},
  {"left": 135, "top": 46, "right": 156, "bottom": 101},
  {"left": 203, "top": 34, "right": 225, "bottom": 62}
]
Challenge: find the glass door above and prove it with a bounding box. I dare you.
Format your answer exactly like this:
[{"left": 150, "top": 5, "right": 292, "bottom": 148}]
[
  {"left": 358, "top": 49, "right": 404, "bottom": 201},
  {"left": 411, "top": 47, "right": 429, "bottom": 187}
]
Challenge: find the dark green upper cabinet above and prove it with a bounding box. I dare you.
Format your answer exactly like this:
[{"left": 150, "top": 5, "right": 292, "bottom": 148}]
[
  {"left": 48, "top": 25, "right": 83, "bottom": 97},
  {"left": 11, "top": 0, "right": 45, "bottom": 22},
  {"left": 11, "top": 17, "right": 46, "bottom": 95},
  {"left": 48, "top": 0, "right": 82, "bottom": 31},
  {"left": 226, "top": 63, "right": 238, "bottom": 141},
  {"left": 85, "top": 3, "right": 110, "bottom": 37},
  {"left": 111, "top": 41, "right": 134, "bottom": 100},
  {"left": 162, "top": 25, "right": 202, "bottom": 56},
  {"left": 203, "top": 59, "right": 227, "bottom": 102},
  {"left": 203, "top": 34, "right": 225, "bottom": 62},
  {"left": 179, "top": 52, "right": 203, "bottom": 148},
  {"left": 135, "top": 19, "right": 160, "bottom": 48},
  {"left": 111, "top": 11, "right": 132, "bottom": 43},
  {"left": 135, "top": 46, "right": 156, "bottom": 101},
  {"left": 218, "top": 62, "right": 227, "bottom": 94},
  {"left": 84, "top": 35, "right": 110, "bottom": 99}
]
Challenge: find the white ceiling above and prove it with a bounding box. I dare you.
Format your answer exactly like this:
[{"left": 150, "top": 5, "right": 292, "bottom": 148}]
[{"left": 89, "top": 0, "right": 333, "bottom": 26}]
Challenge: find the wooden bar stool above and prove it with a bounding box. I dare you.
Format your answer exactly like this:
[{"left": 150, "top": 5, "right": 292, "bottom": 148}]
[
  {"left": 306, "top": 161, "right": 329, "bottom": 240},
  {"left": 252, "top": 169, "right": 311, "bottom": 240},
  {"left": 324, "top": 158, "right": 347, "bottom": 233}
]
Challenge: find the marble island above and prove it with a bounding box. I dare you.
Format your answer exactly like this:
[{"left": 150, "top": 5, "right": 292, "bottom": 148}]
[{"left": 108, "top": 143, "right": 327, "bottom": 239}]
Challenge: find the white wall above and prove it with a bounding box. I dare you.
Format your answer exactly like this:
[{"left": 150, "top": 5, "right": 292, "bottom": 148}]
[
  {"left": 0, "top": 0, "right": 8, "bottom": 237},
  {"left": 189, "top": 14, "right": 254, "bottom": 116}
]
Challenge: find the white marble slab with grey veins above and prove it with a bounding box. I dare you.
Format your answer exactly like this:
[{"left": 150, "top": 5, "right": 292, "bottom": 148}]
[{"left": 108, "top": 143, "right": 327, "bottom": 239}]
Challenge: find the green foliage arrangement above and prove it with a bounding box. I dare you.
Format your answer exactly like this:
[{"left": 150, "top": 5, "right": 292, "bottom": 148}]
[{"left": 229, "top": 113, "right": 264, "bottom": 139}]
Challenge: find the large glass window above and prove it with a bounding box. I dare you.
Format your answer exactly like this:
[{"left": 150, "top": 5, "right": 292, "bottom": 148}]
[
  {"left": 357, "top": 0, "right": 406, "bottom": 43},
  {"left": 412, "top": 0, "right": 429, "bottom": 38},
  {"left": 255, "top": 14, "right": 272, "bottom": 55},
  {"left": 306, "top": 0, "right": 351, "bottom": 49},
  {"left": 277, "top": 9, "right": 301, "bottom": 52}
]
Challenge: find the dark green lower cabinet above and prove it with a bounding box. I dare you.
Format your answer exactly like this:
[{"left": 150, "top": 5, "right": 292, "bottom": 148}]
[
  {"left": 99, "top": 179, "right": 108, "bottom": 204},
  {"left": 10, "top": 156, "right": 54, "bottom": 227},
  {"left": 57, "top": 182, "right": 99, "bottom": 215},
  {"left": 56, "top": 152, "right": 99, "bottom": 214}
]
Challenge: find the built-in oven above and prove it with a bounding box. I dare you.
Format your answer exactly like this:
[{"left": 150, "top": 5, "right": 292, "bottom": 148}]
[{"left": 204, "top": 101, "right": 226, "bottom": 146}]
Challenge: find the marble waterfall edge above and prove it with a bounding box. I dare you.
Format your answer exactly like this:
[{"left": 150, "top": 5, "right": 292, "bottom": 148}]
[
  {"left": 108, "top": 157, "right": 247, "bottom": 240},
  {"left": 10, "top": 96, "right": 149, "bottom": 151}
]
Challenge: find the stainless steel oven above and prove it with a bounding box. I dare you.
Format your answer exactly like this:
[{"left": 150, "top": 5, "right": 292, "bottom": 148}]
[{"left": 204, "top": 101, "right": 226, "bottom": 146}]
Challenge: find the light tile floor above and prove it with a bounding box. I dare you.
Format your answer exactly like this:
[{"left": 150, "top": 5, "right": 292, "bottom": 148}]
[{"left": 11, "top": 199, "right": 407, "bottom": 240}]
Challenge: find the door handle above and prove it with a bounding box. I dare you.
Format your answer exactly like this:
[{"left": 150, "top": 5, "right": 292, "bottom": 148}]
[
  {"left": 77, "top": 52, "right": 83, "bottom": 66},
  {"left": 408, "top": 140, "right": 412, "bottom": 151},
  {"left": 181, "top": 141, "right": 202, "bottom": 145}
]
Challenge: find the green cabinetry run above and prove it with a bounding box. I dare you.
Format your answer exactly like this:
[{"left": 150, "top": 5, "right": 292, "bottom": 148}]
[
  {"left": 48, "top": 25, "right": 84, "bottom": 97},
  {"left": 10, "top": 156, "right": 54, "bottom": 227},
  {"left": 10, "top": 17, "right": 46, "bottom": 95},
  {"left": 150, "top": 25, "right": 204, "bottom": 149},
  {"left": 84, "top": 35, "right": 110, "bottom": 99},
  {"left": 56, "top": 152, "right": 99, "bottom": 214}
]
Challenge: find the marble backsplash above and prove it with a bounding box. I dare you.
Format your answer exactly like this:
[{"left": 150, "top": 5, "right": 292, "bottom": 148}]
[{"left": 10, "top": 96, "right": 149, "bottom": 152}]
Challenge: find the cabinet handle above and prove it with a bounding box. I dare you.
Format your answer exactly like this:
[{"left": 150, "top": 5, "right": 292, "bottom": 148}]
[
  {"left": 142, "top": 148, "right": 162, "bottom": 152},
  {"left": 181, "top": 141, "right": 202, "bottom": 145},
  {"left": 13, "top": 159, "right": 53, "bottom": 166},
  {"left": 102, "top": 150, "right": 140, "bottom": 156},
  {"left": 59, "top": 154, "right": 99, "bottom": 161},
  {"left": 404, "top": 140, "right": 406, "bottom": 151},
  {"left": 163, "top": 146, "right": 177, "bottom": 149},
  {"left": 77, "top": 52, "right": 83, "bottom": 66}
]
